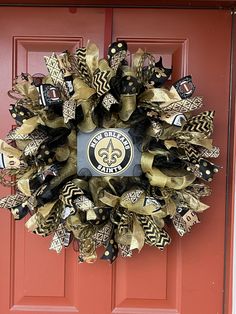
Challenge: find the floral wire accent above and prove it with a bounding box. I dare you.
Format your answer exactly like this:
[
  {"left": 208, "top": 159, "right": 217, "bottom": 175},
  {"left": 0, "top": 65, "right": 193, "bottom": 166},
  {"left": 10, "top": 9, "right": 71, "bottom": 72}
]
[{"left": 0, "top": 41, "right": 219, "bottom": 263}]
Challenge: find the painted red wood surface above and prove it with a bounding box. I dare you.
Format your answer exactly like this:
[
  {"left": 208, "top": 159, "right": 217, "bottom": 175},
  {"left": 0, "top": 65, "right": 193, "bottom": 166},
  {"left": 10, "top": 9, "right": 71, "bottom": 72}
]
[
  {"left": 0, "top": 0, "right": 235, "bottom": 9},
  {"left": 0, "top": 7, "right": 232, "bottom": 314}
]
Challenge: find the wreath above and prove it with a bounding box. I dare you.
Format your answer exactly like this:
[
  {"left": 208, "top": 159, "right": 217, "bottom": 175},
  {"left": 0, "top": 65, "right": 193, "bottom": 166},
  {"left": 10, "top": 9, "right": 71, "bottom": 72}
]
[{"left": 0, "top": 41, "right": 219, "bottom": 263}]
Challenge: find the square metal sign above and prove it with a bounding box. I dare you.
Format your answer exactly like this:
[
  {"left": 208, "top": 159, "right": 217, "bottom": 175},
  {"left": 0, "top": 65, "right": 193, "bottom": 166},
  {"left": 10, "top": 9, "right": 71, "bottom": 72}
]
[{"left": 77, "top": 128, "right": 142, "bottom": 176}]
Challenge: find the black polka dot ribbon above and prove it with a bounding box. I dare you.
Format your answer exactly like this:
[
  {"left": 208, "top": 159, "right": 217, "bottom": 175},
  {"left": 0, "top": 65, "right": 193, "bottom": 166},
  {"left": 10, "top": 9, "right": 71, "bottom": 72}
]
[
  {"left": 88, "top": 207, "right": 111, "bottom": 226},
  {"left": 107, "top": 41, "right": 128, "bottom": 71},
  {"left": 198, "top": 159, "right": 219, "bottom": 182},
  {"left": 11, "top": 202, "right": 29, "bottom": 220},
  {"left": 101, "top": 230, "right": 119, "bottom": 263},
  {"left": 120, "top": 75, "right": 139, "bottom": 95},
  {"left": 186, "top": 158, "right": 219, "bottom": 182},
  {"left": 9, "top": 103, "right": 35, "bottom": 125}
]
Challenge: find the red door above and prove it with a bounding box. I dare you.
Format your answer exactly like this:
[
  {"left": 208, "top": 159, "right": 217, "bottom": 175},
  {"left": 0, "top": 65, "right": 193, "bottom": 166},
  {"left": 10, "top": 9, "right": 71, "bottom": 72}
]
[{"left": 0, "top": 7, "right": 232, "bottom": 314}]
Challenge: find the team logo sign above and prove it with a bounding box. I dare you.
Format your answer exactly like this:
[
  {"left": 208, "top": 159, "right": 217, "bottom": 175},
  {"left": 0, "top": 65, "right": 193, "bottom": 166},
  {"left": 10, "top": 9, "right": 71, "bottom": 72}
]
[
  {"left": 88, "top": 130, "right": 133, "bottom": 175},
  {"left": 77, "top": 128, "right": 141, "bottom": 177}
]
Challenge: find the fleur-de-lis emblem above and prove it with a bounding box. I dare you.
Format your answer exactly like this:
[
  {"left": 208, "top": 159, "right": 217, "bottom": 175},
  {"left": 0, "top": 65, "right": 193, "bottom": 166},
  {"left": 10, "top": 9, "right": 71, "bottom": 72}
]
[
  {"left": 98, "top": 139, "right": 122, "bottom": 166},
  {"left": 155, "top": 67, "right": 167, "bottom": 78}
]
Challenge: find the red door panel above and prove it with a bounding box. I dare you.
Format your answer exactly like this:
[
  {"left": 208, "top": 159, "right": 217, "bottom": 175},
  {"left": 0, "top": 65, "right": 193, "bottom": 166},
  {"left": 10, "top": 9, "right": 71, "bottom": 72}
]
[
  {"left": 112, "top": 8, "right": 231, "bottom": 314},
  {"left": 0, "top": 7, "right": 232, "bottom": 314},
  {"left": 0, "top": 7, "right": 112, "bottom": 314}
]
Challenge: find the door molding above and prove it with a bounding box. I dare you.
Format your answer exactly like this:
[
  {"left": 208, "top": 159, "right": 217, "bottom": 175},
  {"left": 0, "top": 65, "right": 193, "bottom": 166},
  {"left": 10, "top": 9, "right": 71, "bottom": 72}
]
[
  {"left": 225, "top": 10, "right": 236, "bottom": 314},
  {"left": 0, "top": 0, "right": 236, "bottom": 8}
]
